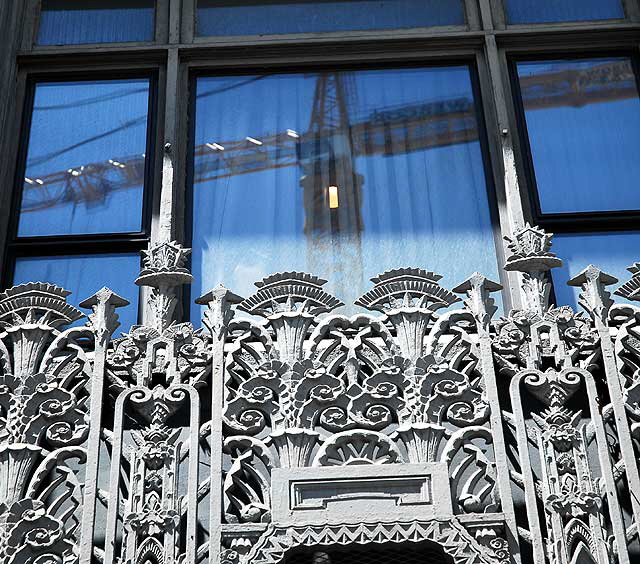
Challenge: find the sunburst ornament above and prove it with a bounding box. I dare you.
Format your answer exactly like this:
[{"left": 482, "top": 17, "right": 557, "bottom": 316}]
[
  {"left": 355, "top": 268, "right": 459, "bottom": 314},
  {"left": 238, "top": 271, "right": 343, "bottom": 317},
  {"left": 615, "top": 262, "right": 640, "bottom": 301},
  {"left": 0, "top": 282, "right": 83, "bottom": 328}
]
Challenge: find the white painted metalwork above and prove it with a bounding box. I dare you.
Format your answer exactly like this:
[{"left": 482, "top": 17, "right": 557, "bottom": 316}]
[{"left": 2, "top": 224, "right": 640, "bottom": 563}]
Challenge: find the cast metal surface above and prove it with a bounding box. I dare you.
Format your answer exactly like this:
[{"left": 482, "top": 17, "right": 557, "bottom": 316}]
[{"left": 1, "top": 224, "right": 640, "bottom": 564}]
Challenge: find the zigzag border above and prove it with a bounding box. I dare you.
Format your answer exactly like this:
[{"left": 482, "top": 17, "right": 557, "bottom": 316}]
[{"left": 247, "top": 518, "right": 508, "bottom": 564}]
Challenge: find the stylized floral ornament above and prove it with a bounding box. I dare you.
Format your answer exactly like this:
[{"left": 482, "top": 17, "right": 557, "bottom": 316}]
[{"left": 1, "top": 222, "right": 639, "bottom": 564}]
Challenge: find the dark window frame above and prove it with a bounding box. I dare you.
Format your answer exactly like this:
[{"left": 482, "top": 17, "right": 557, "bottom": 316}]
[
  {"left": 1, "top": 69, "right": 159, "bottom": 323},
  {"left": 183, "top": 56, "right": 505, "bottom": 318}
]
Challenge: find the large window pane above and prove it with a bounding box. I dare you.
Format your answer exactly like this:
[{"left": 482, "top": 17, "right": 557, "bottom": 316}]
[
  {"left": 196, "top": 0, "right": 464, "bottom": 37},
  {"left": 191, "top": 67, "right": 499, "bottom": 318},
  {"left": 13, "top": 254, "right": 140, "bottom": 333},
  {"left": 18, "top": 79, "right": 151, "bottom": 237},
  {"left": 505, "top": 0, "right": 624, "bottom": 24},
  {"left": 516, "top": 58, "right": 640, "bottom": 214},
  {"left": 37, "top": 0, "right": 155, "bottom": 45},
  {"left": 551, "top": 232, "right": 640, "bottom": 309}
]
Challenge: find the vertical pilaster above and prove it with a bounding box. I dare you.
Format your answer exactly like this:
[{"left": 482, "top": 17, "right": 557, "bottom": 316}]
[
  {"left": 570, "top": 266, "right": 640, "bottom": 541},
  {"left": 454, "top": 273, "right": 521, "bottom": 563},
  {"left": 197, "top": 286, "right": 242, "bottom": 564},
  {"left": 78, "top": 288, "right": 129, "bottom": 564}
]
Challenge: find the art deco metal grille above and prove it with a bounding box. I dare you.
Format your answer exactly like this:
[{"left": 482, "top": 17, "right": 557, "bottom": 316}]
[{"left": 2, "top": 222, "right": 640, "bottom": 564}]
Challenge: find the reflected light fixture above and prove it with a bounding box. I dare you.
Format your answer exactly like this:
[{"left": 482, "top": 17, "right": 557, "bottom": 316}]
[
  {"left": 328, "top": 185, "right": 339, "bottom": 209},
  {"left": 246, "top": 136, "right": 263, "bottom": 146},
  {"left": 287, "top": 129, "right": 299, "bottom": 138},
  {"left": 206, "top": 142, "right": 224, "bottom": 151}
]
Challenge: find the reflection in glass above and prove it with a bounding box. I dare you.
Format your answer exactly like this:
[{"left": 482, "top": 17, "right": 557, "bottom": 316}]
[
  {"left": 191, "top": 67, "right": 499, "bottom": 319},
  {"left": 505, "top": 0, "right": 623, "bottom": 24},
  {"left": 551, "top": 232, "right": 640, "bottom": 309},
  {"left": 517, "top": 58, "right": 640, "bottom": 214},
  {"left": 13, "top": 254, "right": 140, "bottom": 334},
  {"left": 196, "top": 0, "right": 464, "bottom": 36},
  {"left": 38, "top": 0, "right": 155, "bottom": 45},
  {"left": 18, "top": 79, "right": 150, "bottom": 237}
]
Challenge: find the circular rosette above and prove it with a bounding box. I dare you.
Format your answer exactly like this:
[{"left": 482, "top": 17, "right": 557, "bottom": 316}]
[
  {"left": 348, "top": 386, "right": 403, "bottom": 431},
  {"left": 225, "top": 365, "right": 284, "bottom": 435},
  {"left": 316, "top": 405, "right": 352, "bottom": 432},
  {"left": 293, "top": 365, "right": 347, "bottom": 430},
  {"left": 5, "top": 499, "right": 74, "bottom": 564},
  {"left": 423, "top": 374, "right": 489, "bottom": 427},
  {"left": 22, "top": 381, "right": 88, "bottom": 447}
]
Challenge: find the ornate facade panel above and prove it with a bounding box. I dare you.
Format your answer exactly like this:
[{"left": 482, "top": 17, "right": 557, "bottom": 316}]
[{"left": 1, "top": 225, "right": 640, "bottom": 564}]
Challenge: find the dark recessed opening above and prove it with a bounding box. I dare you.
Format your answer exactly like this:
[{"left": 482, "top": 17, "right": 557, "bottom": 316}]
[{"left": 283, "top": 541, "right": 453, "bottom": 564}]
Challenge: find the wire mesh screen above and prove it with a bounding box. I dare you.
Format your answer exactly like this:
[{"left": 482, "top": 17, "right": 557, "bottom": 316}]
[{"left": 283, "top": 542, "right": 452, "bottom": 564}]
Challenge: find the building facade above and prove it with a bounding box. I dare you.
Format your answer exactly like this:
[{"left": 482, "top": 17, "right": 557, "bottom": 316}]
[{"left": 1, "top": 2, "right": 640, "bottom": 563}]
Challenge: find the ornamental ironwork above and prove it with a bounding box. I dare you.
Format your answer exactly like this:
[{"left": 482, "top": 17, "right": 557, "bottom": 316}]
[{"left": 1, "top": 224, "right": 640, "bottom": 564}]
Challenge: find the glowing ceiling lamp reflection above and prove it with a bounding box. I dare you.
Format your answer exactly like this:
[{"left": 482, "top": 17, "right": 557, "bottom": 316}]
[{"left": 328, "top": 185, "right": 339, "bottom": 209}]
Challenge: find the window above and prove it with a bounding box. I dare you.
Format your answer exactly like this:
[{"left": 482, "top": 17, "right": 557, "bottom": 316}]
[
  {"left": 512, "top": 55, "right": 640, "bottom": 307},
  {"left": 189, "top": 65, "right": 500, "bottom": 318},
  {"left": 195, "top": 0, "right": 465, "bottom": 37},
  {"left": 18, "top": 79, "right": 150, "bottom": 236},
  {"left": 5, "top": 76, "right": 156, "bottom": 331},
  {"left": 37, "top": 0, "right": 156, "bottom": 45},
  {"left": 4, "top": 0, "right": 640, "bottom": 335},
  {"left": 504, "top": 0, "right": 625, "bottom": 25}
]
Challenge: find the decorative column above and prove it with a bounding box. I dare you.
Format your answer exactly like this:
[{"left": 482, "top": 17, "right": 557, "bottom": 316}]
[
  {"left": 571, "top": 265, "right": 640, "bottom": 546},
  {"left": 78, "top": 287, "right": 129, "bottom": 564},
  {"left": 197, "top": 285, "right": 242, "bottom": 564},
  {"left": 104, "top": 240, "right": 204, "bottom": 564},
  {"left": 453, "top": 273, "right": 521, "bottom": 563}
]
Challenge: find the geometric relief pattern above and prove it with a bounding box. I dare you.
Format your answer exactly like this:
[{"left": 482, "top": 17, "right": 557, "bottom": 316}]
[
  {"left": 248, "top": 520, "right": 508, "bottom": 564},
  {"left": 1, "top": 225, "right": 640, "bottom": 564}
]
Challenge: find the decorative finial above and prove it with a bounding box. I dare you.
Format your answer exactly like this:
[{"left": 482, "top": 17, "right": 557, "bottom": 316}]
[
  {"left": 504, "top": 223, "right": 562, "bottom": 274},
  {"left": 135, "top": 240, "right": 193, "bottom": 288},
  {"left": 453, "top": 273, "right": 502, "bottom": 333},
  {"left": 568, "top": 265, "right": 617, "bottom": 322},
  {"left": 80, "top": 287, "right": 130, "bottom": 344},
  {"left": 196, "top": 285, "right": 243, "bottom": 341},
  {"left": 504, "top": 224, "right": 562, "bottom": 315},
  {"left": 135, "top": 241, "right": 193, "bottom": 332}
]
